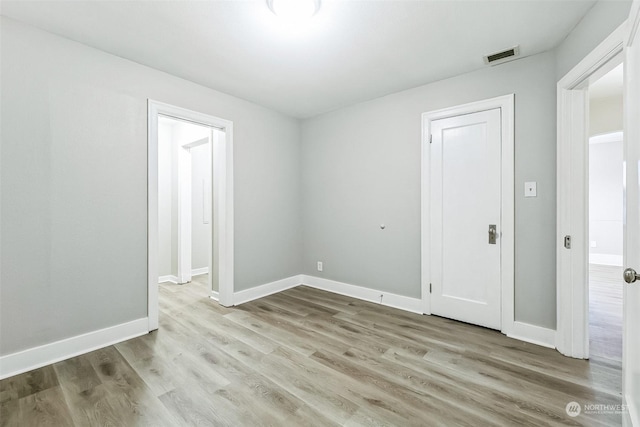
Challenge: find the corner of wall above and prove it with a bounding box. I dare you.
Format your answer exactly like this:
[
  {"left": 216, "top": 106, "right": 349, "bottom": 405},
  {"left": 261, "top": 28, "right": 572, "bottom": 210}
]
[{"left": 554, "top": 0, "right": 632, "bottom": 80}]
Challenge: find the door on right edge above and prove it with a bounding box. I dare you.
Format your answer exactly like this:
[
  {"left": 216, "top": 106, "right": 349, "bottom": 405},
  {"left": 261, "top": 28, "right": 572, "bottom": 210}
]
[
  {"left": 430, "top": 108, "right": 502, "bottom": 330},
  {"left": 623, "top": 0, "right": 640, "bottom": 424}
]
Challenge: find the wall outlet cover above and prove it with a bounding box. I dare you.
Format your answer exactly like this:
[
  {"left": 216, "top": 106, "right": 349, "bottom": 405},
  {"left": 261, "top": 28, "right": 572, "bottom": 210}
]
[{"left": 524, "top": 181, "right": 537, "bottom": 197}]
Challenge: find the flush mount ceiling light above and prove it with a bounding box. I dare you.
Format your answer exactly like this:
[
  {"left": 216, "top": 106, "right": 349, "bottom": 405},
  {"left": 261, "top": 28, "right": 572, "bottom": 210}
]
[{"left": 267, "top": 0, "right": 321, "bottom": 22}]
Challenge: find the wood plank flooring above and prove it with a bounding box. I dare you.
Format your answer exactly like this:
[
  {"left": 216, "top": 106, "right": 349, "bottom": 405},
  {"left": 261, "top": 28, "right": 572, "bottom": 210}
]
[
  {"left": 589, "top": 264, "right": 623, "bottom": 362},
  {"left": 1, "top": 275, "right": 623, "bottom": 426}
]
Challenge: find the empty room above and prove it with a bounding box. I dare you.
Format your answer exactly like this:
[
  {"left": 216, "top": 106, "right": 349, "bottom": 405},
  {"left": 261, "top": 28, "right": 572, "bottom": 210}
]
[{"left": 2, "top": 0, "right": 640, "bottom": 426}]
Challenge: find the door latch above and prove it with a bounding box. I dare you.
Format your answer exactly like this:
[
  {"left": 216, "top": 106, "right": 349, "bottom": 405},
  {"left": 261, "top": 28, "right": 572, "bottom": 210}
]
[
  {"left": 564, "top": 235, "right": 571, "bottom": 249},
  {"left": 488, "top": 224, "right": 497, "bottom": 244}
]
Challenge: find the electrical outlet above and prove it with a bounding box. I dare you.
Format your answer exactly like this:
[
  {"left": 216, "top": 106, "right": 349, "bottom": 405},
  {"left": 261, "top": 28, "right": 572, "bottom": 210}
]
[
  {"left": 317, "top": 261, "right": 323, "bottom": 272},
  {"left": 524, "top": 181, "right": 537, "bottom": 197}
]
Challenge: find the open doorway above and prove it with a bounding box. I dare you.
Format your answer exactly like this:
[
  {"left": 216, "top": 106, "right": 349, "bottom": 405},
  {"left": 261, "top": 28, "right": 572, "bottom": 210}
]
[
  {"left": 588, "top": 63, "right": 624, "bottom": 362},
  {"left": 157, "top": 116, "right": 212, "bottom": 287},
  {"left": 148, "top": 101, "right": 234, "bottom": 331}
]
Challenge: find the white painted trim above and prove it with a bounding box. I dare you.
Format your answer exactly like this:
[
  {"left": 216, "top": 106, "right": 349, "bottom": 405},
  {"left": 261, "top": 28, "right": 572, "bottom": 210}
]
[
  {"left": 623, "top": 3, "right": 640, "bottom": 423},
  {"left": 148, "top": 103, "right": 160, "bottom": 331},
  {"left": 507, "top": 321, "right": 556, "bottom": 349},
  {"left": 177, "top": 140, "right": 193, "bottom": 284},
  {"left": 209, "top": 290, "right": 219, "bottom": 301},
  {"left": 589, "top": 254, "right": 623, "bottom": 266},
  {"left": 556, "top": 23, "right": 626, "bottom": 359},
  {"left": 302, "top": 275, "right": 423, "bottom": 314},
  {"left": 623, "top": 408, "right": 635, "bottom": 427},
  {"left": 233, "top": 275, "right": 303, "bottom": 306},
  {"left": 589, "top": 131, "right": 623, "bottom": 145},
  {"left": 158, "top": 275, "right": 179, "bottom": 284},
  {"left": 0, "top": 318, "right": 148, "bottom": 380},
  {"left": 421, "top": 94, "right": 515, "bottom": 336},
  {"left": 192, "top": 267, "right": 209, "bottom": 276},
  {"left": 177, "top": 136, "right": 211, "bottom": 285},
  {"left": 148, "top": 100, "right": 235, "bottom": 332},
  {"left": 231, "top": 274, "right": 553, "bottom": 350}
]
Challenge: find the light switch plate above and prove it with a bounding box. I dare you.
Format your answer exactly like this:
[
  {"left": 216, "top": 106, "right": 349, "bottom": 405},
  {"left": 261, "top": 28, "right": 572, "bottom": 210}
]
[{"left": 524, "top": 181, "right": 537, "bottom": 197}]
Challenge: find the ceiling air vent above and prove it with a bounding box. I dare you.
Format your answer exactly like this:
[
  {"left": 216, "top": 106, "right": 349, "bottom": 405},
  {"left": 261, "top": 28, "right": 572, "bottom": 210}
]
[{"left": 483, "top": 46, "right": 520, "bottom": 66}]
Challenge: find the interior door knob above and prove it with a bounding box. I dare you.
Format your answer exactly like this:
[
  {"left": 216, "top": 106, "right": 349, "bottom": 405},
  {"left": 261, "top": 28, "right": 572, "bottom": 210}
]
[{"left": 624, "top": 268, "right": 640, "bottom": 284}]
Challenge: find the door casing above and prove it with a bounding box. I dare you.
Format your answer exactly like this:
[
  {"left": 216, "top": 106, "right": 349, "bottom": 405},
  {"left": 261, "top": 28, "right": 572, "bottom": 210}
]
[
  {"left": 148, "top": 100, "right": 235, "bottom": 332},
  {"left": 556, "top": 23, "right": 626, "bottom": 360},
  {"left": 421, "top": 94, "right": 515, "bottom": 336}
]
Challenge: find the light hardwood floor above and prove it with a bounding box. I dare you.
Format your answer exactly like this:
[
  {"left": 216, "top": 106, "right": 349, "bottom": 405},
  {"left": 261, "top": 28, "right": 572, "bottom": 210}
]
[
  {"left": 1, "top": 275, "right": 623, "bottom": 426},
  {"left": 589, "top": 264, "right": 623, "bottom": 362}
]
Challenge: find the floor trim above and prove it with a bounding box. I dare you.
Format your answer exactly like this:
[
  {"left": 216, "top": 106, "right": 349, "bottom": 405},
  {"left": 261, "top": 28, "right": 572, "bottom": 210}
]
[
  {"left": 158, "top": 275, "right": 179, "bottom": 284},
  {"left": 233, "top": 275, "right": 303, "bottom": 305},
  {"left": 0, "top": 318, "right": 149, "bottom": 380},
  {"left": 589, "top": 254, "right": 623, "bottom": 267},
  {"left": 1, "top": 276, "right": 559, "bottom": 381},
  {"left": 192, "top": 267, "right": 209, "bottom": 276},
  {"left": 507, "top": 321, "right": 556, "bottom": 349},
  {"left": 302, "top": 275, "right": 423, "bottom": 314}
]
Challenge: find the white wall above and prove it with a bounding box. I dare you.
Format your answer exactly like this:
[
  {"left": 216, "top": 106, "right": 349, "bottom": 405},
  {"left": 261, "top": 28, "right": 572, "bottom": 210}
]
[
  {"left": 0, "top": 17, "right": 302, "bottom": 356},
  {"left": 172, "top": 121, "right": 210, "bottom": 274},
  {"left": 590, "top": 95, "right": 623, "bottom": 136},
  {"left": 157, "top": 119, "right": 211, "bottom": 277},
  {"left": 302, "top": 51, "right": 558, "bottom": 328},
  {"left": 191, "top": 141, "right": 212, "bottom": 271},
  {"left": 589, "top": 139, "right": 623, "bottom": 265}
]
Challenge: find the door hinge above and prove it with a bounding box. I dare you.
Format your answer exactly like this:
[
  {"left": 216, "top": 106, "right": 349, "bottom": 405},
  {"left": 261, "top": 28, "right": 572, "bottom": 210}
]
[
  {"left": 429, "top": 283, "right": 432, "bottom": 293},
  {"left": 429, "top": 134, "right": 432, "bottom": 144},
  {"left": 564, "top": 235, "right": 571, "bottom": 249}
]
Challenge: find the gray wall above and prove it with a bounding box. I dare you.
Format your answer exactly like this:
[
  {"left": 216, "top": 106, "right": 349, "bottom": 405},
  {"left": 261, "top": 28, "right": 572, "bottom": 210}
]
[
  {"left": 1, "top": 0, "right": 632, "bottom": 358},
  {"left": 302, "top": 52, "right": 558, "bottom": 328},
  {"left": 555, "top": 0, "right": 631, "bottom": 79},
  {"left": 0, "top": 17, "right": 302, "bottom": 356},
  {"left": 300, "top": 0, "right": 631, "bottom": 332}
]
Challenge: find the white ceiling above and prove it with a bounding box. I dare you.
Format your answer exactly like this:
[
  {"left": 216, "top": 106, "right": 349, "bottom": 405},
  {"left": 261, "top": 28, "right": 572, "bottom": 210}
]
[
  {"left": 1, "top": 0, "right": 596, "bottom": 118},
  {"left": 590, "top": 63, "right": 624, "bottom": 99}
]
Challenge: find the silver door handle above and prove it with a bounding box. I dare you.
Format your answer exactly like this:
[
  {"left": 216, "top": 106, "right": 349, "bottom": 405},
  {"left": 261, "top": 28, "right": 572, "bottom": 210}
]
[
  {"left": 488, "top": 224, "right": 497, "bottom": 244},
  {"left": 624, "top": 268, "right": 640, "bottom": 284}
]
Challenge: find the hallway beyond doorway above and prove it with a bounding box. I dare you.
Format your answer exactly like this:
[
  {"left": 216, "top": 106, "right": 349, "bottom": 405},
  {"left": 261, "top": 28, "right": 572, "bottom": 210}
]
[{"left": 589, "top": 264, "right": 623, "bottom": 362}]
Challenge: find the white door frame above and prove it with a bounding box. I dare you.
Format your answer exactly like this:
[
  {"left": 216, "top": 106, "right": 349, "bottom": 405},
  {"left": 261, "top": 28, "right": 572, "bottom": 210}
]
[
  {"left": 177, "top": 136, "right": 209, "bottom": 285},
  {"left": 421, "top": 94, "right": 515, "bottom": 335},
  {"left": 623, "top": 3, "right": 640, "bottom": 424},
  {"left": 556, "top": 23, "right": 626, "bottom": 359},
  {"left": 148, "top": 100, "right": 234, "bottom": 331}
]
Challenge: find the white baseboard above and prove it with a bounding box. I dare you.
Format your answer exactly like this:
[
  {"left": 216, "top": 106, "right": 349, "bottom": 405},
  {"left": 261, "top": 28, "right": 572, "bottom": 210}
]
[
  {"left": 624, "top": 397, "right": 639, "bottom": 427},
  {"left": 209, "top": 290, "right": 219, "bottom": 301},
  {"left": 589, "top": 253, "right": 623, "bottom": 266},
  {"left": 301, "top": 275, "right": 423, "bottom": 314},
  {"left": 192, "top": 267, "right": 209, "bottom": 276},
  {"left": 0, "top": 318, "right": 149, "bottom": 380},
  {"left": 507, "top": 321, "right": 556, "bottom": 349},
  {"left": 233, "top": 275, "right": 303, "bottom": 306},
  {"left": 158, "top": 275, "right": 179, "bottom": 284}
]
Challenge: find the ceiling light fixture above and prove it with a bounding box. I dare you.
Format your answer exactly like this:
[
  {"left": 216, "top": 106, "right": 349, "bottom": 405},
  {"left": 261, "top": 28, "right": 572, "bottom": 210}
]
[{"left": 267, "top": 0, "right": 320, "bottom": 22}]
